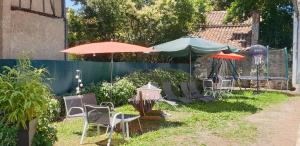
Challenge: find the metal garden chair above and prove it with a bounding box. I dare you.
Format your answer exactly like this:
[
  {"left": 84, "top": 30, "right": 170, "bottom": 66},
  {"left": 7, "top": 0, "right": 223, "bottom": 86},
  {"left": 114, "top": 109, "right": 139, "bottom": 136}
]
[
  {"left": 80, "top": 104, "right": 125, "bottom": 146},
  {"left": 203, "top": 79, "right": 216, "bottom": 98}
]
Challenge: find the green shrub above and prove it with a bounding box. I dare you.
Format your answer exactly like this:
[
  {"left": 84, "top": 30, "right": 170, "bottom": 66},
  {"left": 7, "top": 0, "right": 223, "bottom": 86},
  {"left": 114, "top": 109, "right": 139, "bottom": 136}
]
[
  {"left": 82, "top": 69, "right": 189, "bottom": 106},
  {"left": 125, "top": 69, "right": 189, "bottom": 95},
  {"left": 47, "top": 98, "right": 60, "bottom": 122},
  {"left": 99, "top": 78, "right": 136, "bottom": 106},
  {"left": 0, "top": 59, "right": 52, "bottom": 128},
  {"left": 32, "top": 97, "right": 59, "bottom": 146},
  {"left": 0, "top": 122, "right": 17, "bottom": 146}
]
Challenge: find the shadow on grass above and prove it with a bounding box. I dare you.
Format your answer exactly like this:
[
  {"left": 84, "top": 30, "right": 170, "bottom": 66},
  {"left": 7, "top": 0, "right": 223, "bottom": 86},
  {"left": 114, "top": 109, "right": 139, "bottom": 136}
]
[
  {"left": 74, "top": 118, "right": 184, "bottom": 146},
  {"left": 182, "top": 100, "right": 261, "bottom": 114}
]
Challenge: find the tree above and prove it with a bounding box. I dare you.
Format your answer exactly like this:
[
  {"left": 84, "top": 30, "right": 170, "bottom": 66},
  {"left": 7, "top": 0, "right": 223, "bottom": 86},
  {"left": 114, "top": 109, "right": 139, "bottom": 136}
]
[
  {"left": 224, "top": 0, "right": 294, "bottom": 49},
  {"left": 68, "top": 0, "right": 208, "bottom": 47}
]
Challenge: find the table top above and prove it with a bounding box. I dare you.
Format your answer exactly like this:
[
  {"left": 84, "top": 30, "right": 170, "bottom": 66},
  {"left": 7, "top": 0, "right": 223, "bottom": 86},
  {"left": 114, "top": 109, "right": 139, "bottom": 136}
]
[{"left": 117, "top": 114, "right": 140, "bottom": 122}]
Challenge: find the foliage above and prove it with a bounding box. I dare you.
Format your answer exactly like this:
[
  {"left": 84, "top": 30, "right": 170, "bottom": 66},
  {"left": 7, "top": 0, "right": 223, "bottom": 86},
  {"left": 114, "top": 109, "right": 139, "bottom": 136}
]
[
  {"left": 83, "top": 79, "right": 136, "bottom": 106},
  {"left": 0, "top": 59, "right": 52, "bottom": 129},
  {"left": 0, "top": 122, "right": 17, "bottom": 146},
  {"left": 82, "top": 69, "right": 189, "bottom": 106},
  {"left": 125, "top": 69, "right": 189, "bottom": 95},
  {"left": 53, "top": 91, "right": 291, "bottom": 146},
  {"left": 32, "top": 98, "right": 59, "bottom": 146},
  {"left": 100, "top": 79, "right": 136, "bottom": 106},
  {"left": 224, "top": 0, "right": 293, "bottom": 49},
  {"left": 68, "top": 0, "right": 208, "bottom": 47},
  {"left": 208, "top": 0, "right": 234, "bottom": 10}
]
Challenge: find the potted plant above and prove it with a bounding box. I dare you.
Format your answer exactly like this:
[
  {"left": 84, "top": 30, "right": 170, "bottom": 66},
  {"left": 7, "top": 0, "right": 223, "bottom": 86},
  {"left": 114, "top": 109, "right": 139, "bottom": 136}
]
[{"left": 0, "top": 59, "right": 52, "bottom": 146}]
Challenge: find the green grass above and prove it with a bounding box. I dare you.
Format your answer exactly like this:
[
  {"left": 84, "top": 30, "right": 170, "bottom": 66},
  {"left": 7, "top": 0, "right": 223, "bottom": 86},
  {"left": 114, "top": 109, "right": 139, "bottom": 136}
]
[{"left": 53, "top": 91, "right": 292, "bottom": 146}]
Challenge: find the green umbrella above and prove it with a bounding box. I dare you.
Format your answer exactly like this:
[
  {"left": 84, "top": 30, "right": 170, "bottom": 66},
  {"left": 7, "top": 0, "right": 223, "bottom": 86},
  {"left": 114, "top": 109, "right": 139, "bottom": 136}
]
[{"left": 152, "top": 36, "right": 238, "bottom": 98}]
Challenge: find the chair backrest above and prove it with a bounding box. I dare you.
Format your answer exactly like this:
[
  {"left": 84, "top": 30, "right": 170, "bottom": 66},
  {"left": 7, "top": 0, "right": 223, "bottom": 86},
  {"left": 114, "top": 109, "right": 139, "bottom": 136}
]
[
  {"left": 82, "top": 93, "right": 97, "bottom": 105},
  {"left": 63, "top": 95, "right": 83, "bottom": 117},
  {"left": 203, "top": 79, "right": 214, "bottom": 90},
  {"left": 189, "top": 81, "right": 201, "bottom": 95},
  {"left": 162, "top": 81, "right": 177, "bottom": 99},
  {"left": 180, "top": 82, "right": 190, "bottom": 98},
  {"left": 84, "top": 105, "right": 111, "bottom": 126}
]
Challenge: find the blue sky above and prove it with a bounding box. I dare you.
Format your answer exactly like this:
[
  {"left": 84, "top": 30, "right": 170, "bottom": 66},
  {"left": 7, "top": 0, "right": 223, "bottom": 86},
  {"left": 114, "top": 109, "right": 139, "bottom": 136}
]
[{"left": 66, "top": 0, "right": 81, "bottom": 10}]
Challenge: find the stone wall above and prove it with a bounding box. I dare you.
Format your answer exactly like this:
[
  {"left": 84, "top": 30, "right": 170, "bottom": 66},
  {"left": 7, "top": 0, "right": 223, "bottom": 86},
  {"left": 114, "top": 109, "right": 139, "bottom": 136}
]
[
  {"left": 0, "top": 0, "right": 65, "bottom": 60},
  {"left": 193, "top": 52, "right": 291, "bottom": 90},
  {"left": 9, "top": 11, "right": 64, "bottom": 60}
]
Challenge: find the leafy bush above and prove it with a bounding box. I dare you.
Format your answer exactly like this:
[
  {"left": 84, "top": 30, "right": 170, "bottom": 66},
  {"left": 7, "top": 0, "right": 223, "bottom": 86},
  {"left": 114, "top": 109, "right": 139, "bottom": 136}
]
[
  {"left": 99, "top": 78, "right": 136, "bottom": 106},
  {"left": 82, "top": 69, "right": 189, "bottom": 106},
  {"left": 0, "top": 59, "right": 52, "bottom": 128},
  {"left": 0, "top": 122, "right": 17, "bottom": 146},
  {"left": 32, "top": 97, "right": 59, "bottom": 146},
  {"left": 47, "top": 98, "right": 60, "bottom": 122},
  {"left": 125, "top": 69, "right": 189, "bottom": 95}
]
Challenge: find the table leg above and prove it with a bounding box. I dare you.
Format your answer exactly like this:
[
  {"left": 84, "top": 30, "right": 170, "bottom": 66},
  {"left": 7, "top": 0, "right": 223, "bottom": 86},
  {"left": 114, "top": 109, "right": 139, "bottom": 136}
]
[{"left": 126, "top": 122, "right": 129, "bottom": 139}]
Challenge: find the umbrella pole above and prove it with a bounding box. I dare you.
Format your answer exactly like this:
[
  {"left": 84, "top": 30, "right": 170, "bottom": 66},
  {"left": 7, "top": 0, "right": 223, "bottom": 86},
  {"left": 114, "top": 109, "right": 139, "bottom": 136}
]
[
  {"left": 189, "top": 48, "right": 192, "bottom": 99},
  {"left": 110, "top": 53, "right": 114, "bottom": 99},
  {"left": 111, "top": 53, "right": 114, "bottom": 84}
]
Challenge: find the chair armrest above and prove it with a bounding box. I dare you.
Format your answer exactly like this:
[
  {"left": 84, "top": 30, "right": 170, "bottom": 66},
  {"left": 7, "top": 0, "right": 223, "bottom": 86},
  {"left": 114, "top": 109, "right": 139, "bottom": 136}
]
[
  {"left": 111, "top": 112, "right": 124, "bottom": 126},
  {"left": 67, "top": 107, "right": 84, "bottom": 116},
  {"left": 100, "top": 102, "right": 115, "bottom": 110}
]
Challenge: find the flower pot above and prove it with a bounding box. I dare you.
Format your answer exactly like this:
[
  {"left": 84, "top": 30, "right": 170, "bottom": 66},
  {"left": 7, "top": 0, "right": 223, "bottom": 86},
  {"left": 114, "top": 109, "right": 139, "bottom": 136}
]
[{"left": 16, "top": 118, "right": 38, "bottom": 146}]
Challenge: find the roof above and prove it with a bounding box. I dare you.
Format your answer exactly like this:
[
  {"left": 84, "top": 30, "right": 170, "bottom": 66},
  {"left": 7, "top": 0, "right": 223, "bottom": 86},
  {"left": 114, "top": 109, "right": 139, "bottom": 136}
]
[{"left": 193, "top": 11, "right": 253, "bottom": 50}]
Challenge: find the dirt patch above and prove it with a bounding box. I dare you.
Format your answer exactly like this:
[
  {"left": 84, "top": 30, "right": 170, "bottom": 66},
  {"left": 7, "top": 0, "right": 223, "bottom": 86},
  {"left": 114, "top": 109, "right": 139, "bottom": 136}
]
[{"left": 246, "top": 97, "right": 300, "bottom": 146}]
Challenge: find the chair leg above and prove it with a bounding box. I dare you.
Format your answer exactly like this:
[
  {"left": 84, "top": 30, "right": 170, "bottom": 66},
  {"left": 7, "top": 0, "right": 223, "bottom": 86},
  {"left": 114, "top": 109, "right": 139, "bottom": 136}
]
[
  {"left": 80, "top": 122, "right": 88, "bottom": 145},
  {"left": 97, "top": 125, "right": 100, "bottom": 135},
  {"left": 105, "top": 126, "right": 109, "bottom": 135},
  {"left": 126, "top": 122, "right": 129, "bottom": 139},
  {"left": 107, "top": 126, "right": 114, "bottom": 146},
  {"left": 138, "top": 119, "right": 143, "bottom": 133}
]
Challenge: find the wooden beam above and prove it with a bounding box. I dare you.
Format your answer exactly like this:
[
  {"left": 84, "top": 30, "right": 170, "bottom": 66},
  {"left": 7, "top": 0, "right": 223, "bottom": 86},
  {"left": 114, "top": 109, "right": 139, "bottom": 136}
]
[
  {"left": 50, "top": 0, "right": 56, "bottom": 16},
  {"left": 11, "top": 6, "right": 62, "bottom": 19}
]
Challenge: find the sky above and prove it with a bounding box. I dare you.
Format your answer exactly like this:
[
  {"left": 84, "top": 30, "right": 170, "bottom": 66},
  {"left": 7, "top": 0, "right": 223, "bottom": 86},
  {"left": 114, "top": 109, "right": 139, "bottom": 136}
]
[{"left": 66, "top": 0, "right": 81, "bottom": 10}]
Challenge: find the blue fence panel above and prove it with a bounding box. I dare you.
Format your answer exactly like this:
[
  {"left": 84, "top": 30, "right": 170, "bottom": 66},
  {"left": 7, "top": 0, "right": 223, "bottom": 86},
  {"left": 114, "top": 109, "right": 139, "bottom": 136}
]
[{"left": 0, "top": 59, "right": 191, "bottom": 95}]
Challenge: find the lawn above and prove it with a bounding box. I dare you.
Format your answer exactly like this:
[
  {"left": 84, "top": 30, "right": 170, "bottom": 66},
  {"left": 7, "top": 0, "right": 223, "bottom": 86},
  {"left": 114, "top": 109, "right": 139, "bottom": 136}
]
[{"left": 53, "top": 91, "right": 292, "bottom": 146}]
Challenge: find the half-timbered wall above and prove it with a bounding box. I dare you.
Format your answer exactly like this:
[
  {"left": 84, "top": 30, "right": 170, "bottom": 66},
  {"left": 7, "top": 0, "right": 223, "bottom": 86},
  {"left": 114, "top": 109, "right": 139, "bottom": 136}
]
[{"left": 0, "top": 0, "right": 65, "bottom": 60}]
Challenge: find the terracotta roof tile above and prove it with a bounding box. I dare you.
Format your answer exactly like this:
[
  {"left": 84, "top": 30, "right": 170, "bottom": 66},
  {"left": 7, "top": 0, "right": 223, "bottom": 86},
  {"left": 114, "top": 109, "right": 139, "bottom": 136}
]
[{"left": 193, "top": 11, "right": 253, "bottom": 50}]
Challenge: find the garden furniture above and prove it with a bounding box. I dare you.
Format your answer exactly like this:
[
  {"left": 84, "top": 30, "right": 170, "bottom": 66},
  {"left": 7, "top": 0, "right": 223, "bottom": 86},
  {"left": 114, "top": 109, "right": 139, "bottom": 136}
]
[
  {"left": 180, "top": 82, "right": 211, "bottom": 102},
  {"left": 188, "top": 81, "right": 215, "bottom": 101},
  {"left": 162, "top": 81, "right": 192, "bottom": 104},
  {"left": 121, "top": 114, "right": 142, "bottom": 139},
  {"left": 80, "top": 105, "right": 125, "bottom": 146},
  {"left": 129, "top": 83, "right": 163, "bottom": 120},
  {"left": 63, "top": 94, "right": 115, "bottom": 118},
  {"left": 63, "top": 95, "right": 85, "bottom": 118},
  {"left": 203, "top": 79, "right": 217, "bottom": 98}
]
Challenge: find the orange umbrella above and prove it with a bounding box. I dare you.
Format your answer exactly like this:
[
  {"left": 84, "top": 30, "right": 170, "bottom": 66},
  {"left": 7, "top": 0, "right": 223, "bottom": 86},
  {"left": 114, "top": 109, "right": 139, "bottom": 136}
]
[
  {"left": 61, "top": 41, "right": 155, "bottom": 84},
  {"left": 61, "top": 41, "right": 154, "bottom": 55},
  {"left": 209, "top": 52, "right": 245, "bottom": 60}
]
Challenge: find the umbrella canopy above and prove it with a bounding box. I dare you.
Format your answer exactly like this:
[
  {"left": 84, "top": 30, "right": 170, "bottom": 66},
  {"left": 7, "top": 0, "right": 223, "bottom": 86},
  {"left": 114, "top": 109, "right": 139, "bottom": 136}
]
[
  {"left": 61, "top": 41, "right": 154, "bottom": 55},
  {"left": 151, "top": 36, "right": 238, "bottom": 57},
  {"left": 209, "top": 52, "right": 245, "bottom": 60},
  {"left": 247, "top": 44, "right": 267, "bottom": 56},
  {"left": 61, "top": 41, "right": 155, "bottom": 87}
]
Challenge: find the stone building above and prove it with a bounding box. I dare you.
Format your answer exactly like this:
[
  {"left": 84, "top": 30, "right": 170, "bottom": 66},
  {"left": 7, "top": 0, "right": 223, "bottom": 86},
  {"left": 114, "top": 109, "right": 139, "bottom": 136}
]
[
  {"left": 193, "top": 11, "right": 259, "bottom": 50},
  {"left": 192, "top": 11, "right": 259, "bottom": 79},
  {"left": 0, "top": 0, "right": 66, "bottom": 60}
]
